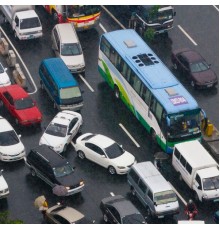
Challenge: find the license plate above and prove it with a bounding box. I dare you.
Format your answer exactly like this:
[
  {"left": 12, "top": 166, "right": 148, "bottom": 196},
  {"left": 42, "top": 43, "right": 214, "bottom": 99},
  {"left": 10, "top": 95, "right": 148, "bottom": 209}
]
[
  {"left": 207, "top": 84, "right": 213, "bottom": 87},
  {"left": 158, "top": 215, "right": 164, "bottom": 219}
]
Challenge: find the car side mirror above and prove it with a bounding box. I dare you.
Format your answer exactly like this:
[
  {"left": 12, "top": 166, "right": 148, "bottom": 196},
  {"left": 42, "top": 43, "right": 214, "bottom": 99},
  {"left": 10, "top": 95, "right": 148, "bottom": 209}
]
[{"left": 4, "top": 68, "right": 8, "bottom": 72}]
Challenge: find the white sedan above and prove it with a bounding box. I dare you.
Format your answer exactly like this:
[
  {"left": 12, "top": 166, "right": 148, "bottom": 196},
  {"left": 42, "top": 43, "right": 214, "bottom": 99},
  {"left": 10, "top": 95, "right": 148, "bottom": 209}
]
[
  {"left": 39, "top": 110, "right": 83, "bottom": 153},
  {"left": 0, "top": 63, "right": 11, "bottom": 87},
  {"left": 0, "top": 169, "right": 9, "bottom": 199},
  {"left": 0, "top": 116, "right": 25, "bottom": 162},
  {"left": 75, "top": 133, "right": 136, "bottom": 175}
]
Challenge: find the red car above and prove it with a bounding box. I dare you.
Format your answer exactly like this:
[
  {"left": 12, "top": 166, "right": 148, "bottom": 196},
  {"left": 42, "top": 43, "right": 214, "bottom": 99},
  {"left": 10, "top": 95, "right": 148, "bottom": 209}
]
[
  {"left": 171, "top": 48, "right": 218, "bottom": 89},
  {"left": 0, "top": 85, "right": 42, "bottom": 126}
]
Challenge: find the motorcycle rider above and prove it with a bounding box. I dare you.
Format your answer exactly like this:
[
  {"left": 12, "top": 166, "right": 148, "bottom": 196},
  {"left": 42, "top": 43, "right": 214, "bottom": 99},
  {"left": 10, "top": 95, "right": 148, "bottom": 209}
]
[{"left": 185, "top": 199, "right": 198, "bottom": 220}]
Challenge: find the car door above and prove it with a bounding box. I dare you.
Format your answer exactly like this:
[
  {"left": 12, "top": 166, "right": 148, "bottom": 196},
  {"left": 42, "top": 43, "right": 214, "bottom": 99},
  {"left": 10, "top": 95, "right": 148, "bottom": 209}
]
[
  {"left": 178, "top": 55, "right": 190, "bottom": 76},
  {"left": 84, "top": 143, "right": 108, "bottom": 167},
  {"left": 2, "top": 92, "right": 15, "bottom": 117},
  {"left": 67, "top": 117, "right": 79, "bottom": 143}
]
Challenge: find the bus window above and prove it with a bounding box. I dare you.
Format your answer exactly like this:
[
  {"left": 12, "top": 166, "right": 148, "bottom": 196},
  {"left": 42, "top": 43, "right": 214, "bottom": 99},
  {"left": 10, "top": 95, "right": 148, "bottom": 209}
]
[
  {"left": 155, "top": 102, "right": 163, "bottom": 124},
  {"left": 115, "top": 53, "right": 122, "bottom": 72},
  {"left": 109, "top": 47, "right": 117, "bottom": 66},
  {"left": 150, "top": 95, "right": 157, "bottom": 113},
  {"left": 133, "top": 75, "right": 142, "bottom": 94},
  {"left": 100, "top": 37, "right": 110, "bottom": 58}
]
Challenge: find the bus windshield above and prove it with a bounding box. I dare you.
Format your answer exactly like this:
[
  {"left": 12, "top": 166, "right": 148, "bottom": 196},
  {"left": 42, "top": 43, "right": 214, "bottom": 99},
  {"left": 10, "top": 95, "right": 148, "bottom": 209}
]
[
  {"left": 67, "top": 5, "right": 101, "bottom": 18},
  {"left": 167, "top": 109, "right": 201, "bottom": 139},
  {"left": 60, "top": 87, "right": 81, "bottom": 99}
]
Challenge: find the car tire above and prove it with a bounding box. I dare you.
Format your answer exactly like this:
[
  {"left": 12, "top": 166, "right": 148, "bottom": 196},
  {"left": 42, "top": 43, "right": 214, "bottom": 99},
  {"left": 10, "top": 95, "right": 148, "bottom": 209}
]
[
  {"left": 108, "top": 166, "right": 116, "bottom": 175},
  {"left": 173, "top": 63, "right": 178, "bottom": 70},
  {"left": 114, "top": 86, "right": 120, "bottom": 100},
  {"left": 77, "top": 150, "right": 85, "bottom": 160},
  {"left": 130, "top": 186, "right": 136, "bottom": 196},
  {"left": 103, "top": 214, "right": 108, "bottom": 223},
  {"left": 31, "top": 169, "right": 36, "bottom": 177}
]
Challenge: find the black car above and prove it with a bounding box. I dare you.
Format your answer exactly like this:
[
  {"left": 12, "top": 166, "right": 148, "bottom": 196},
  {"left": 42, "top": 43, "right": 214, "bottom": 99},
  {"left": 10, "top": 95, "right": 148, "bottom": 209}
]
[
  {"left": 24, "top": 145, "right": 84, "bottom": 196},
  {"left": 171, "top": 48, "right": 218, "bottom": 89},
  {"left": 100, "top": 195, "right": 146, "bottom": 224}
]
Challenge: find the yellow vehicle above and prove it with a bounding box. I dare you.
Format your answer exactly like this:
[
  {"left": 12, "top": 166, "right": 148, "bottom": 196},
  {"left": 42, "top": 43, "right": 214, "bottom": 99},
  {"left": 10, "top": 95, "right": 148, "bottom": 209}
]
[{"left": 44, "top": 5, "right": 101, "bottom": 31}]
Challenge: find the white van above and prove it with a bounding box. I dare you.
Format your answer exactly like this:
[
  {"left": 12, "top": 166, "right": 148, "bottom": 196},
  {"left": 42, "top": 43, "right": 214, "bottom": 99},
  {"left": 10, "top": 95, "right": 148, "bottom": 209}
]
[
  {"left": 127, "top": 161, "right": 179, "bottom": 218},
  {"left": 172, "top": 140, "right": 219, "bottom": 202},
  {"left": 51, "top": 23, "right": 85, "bottom": 74}
]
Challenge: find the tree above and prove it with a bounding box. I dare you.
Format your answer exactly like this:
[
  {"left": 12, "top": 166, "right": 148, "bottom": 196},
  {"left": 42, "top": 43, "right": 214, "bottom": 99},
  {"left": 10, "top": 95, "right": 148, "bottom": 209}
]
[{"left": 0, "top": 211, "right": 23, "bottom": 224}]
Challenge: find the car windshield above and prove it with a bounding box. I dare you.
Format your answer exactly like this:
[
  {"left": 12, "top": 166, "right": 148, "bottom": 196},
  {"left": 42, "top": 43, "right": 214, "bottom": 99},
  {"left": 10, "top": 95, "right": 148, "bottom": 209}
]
[
  {"left": 61, "top": 43, "right": 82, "bottom": 56},
  {"left": 122, "top": 213, "right": 145, "bottom": 224},
  {"left": 154, "top": 190, "right": 177, "bottom": 205},
  {"left": 53, "top": 163, "right": 74, "bottom": 177},
  {"left": 104, "top": 143, "right": 124, "bottom": 159},
  {"left": 60, "top": 87, "right": 81, "bottom": 99},
  {"left": 190, "top": 62, "right": 209, "bottom": 73},
  {"left": 20, "top": 17, "right": 41, "bottom": 29},
  {"left": 14, "top": 97, "right": 35, "bottom": 110},
  {"left": 203, "top": 176, "right": 219, "bottom": 191},
  {"left": 0, "top": 130, "right": 19, "bottom": 146},
  {"left": 45, "top": 123, "right": 67, "bottom": 137}
]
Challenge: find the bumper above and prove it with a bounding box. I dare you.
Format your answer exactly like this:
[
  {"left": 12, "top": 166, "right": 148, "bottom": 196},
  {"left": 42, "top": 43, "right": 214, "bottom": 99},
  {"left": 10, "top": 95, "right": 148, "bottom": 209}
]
[
  {"left": 0, "top": 153, "right": 25, "bottom": 162},
  {"left": 59, "top": 102, "right": 83, "bottom": 112},
  {"left": 66, "top": 184, "right": 85, "bottom": 196},
  {"left": 68, "top": 66, "right": 85, "bottom": 74}
]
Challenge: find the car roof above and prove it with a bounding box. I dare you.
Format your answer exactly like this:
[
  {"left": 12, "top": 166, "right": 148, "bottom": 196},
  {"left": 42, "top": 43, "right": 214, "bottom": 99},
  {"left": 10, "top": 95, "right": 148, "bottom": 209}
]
[
  {"left": 180, "top": 50, "right": 204, "bottom": 63},
  {"left": 48, "top": 205, "right": 84, "bottom": 223},
  {"left": 102, "top": 195, "right": 140, "bottom": 216},
  {"left": 29, "top": 145, "right": 68, "bottom": 167},
  {"left": 0, "top": 116, "right": 13, "bottom": 132},
  {"left": 0, "top": 84, "right": 28, "bottom": 99},
  {"left": 89, "top": 134, "right": 115, "bottom": 148}
]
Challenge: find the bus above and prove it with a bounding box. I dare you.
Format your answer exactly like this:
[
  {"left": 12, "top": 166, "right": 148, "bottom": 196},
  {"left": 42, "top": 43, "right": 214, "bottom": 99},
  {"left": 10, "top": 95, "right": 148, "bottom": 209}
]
[
  {"left": 44, "top": 5, "right": 101, "bottom": 31},
  {"left": 128, "top": 5, "right": 176, "bottom": 35},
  {"left": 98, "top": 29, "right": 203, "bottom": 154}
]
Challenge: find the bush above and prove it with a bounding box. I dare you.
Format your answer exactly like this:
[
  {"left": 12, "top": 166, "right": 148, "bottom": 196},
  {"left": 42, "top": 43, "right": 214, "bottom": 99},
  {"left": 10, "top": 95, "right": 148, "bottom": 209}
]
[
  {"left": 144, "top": 28, "right": 155, "bottom": 42},
  {"left": 0, "top": 211, "right": 23, "bottom": 224}
]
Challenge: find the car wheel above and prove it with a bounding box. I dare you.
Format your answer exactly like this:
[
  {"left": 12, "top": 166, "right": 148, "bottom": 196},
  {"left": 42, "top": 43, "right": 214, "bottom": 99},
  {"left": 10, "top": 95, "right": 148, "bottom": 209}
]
[
  {"left": 173, "top": 63, "right": 178, "bottom": 70},
  {"left": 114, "top": 86, "right": 120, "bottom": 99},
  {"left": 77, "top": 150, "right": 85, "bottom": 160},
  {"left": 31, "top": 169, "right": 36, "bottom": 177},
  {"left": 191, "top": 80, "right": 196, "bottom": 88},
  {"left": 108, "top": 166, "right": 116, "bottom": 175},
  {"left": 63, "top": 144, "right": 67, "bottom": 153},
  {"left": 130, "top": 186, "right": 136, "bottom": 196},
  {"left": 103, "top": 213, "right": 108, "bottom": 223}
]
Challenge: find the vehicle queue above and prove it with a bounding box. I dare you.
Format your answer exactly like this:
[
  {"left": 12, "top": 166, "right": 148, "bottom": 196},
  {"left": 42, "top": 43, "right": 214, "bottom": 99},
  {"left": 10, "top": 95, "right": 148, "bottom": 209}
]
[{"left": 0, "top": 5, "right": 219, "bottom": 224}]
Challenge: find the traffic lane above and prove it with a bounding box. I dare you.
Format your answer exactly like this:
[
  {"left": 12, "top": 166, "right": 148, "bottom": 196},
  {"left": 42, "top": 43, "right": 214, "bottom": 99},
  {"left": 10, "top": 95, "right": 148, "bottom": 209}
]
[{"left": 173, "top": 5, "right": 219, "bottom": 74}]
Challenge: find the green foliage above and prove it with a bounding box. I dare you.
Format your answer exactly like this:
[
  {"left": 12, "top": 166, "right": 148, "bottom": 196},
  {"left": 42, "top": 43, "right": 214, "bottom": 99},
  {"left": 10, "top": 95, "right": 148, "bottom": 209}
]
[
  {"left": 0, "top": 211, "right": 23, "bottom": 224},
  {"left": 144, "top": 28, "right": 155, "bottom": 42},
  {"left": 149, "top": 5, "right": 160, "bottom": 18}
]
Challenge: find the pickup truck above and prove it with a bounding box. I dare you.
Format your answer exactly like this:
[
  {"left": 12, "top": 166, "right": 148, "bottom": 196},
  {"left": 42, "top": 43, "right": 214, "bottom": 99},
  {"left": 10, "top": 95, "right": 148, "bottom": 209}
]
[
  {"left": 0, "top": 5, "right": 42, "bottom": 40},
  {"left": 172, "top": 140, "right": 219, "bottom": 202}
]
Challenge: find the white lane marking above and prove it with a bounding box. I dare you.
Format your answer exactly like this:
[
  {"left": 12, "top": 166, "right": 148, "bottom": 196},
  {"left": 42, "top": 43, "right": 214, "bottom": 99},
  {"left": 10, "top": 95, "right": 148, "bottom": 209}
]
[
  {"left": 168, "top": 181, "right": 187, "bottom": 206},
  {"left": 119, "top": 123, "right": 140, "bottom": 148},
  {"left": 99, "top": 23, "right": 107, "bottom": 33},
  {"left": 110, "top": 192, "right": 115, "bottom": 196},
  {"left": 79, "top": 74, "right": 94, "bottom": 92},
  {"left": 178, "top": 25, "right": 198, "bottom": 46},
  {"left": 101, "top": 5, "right": 126, "bottom": 30},
  {"left": 0, "top": 26, "right": 38, "bottom": 95},
  {"left": 213, "top": 5, "right": 219, "bottom": 11}
]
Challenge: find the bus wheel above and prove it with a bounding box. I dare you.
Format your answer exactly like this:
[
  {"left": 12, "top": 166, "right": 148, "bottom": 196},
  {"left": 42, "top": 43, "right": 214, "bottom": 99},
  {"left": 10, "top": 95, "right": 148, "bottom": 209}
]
[{"left": 114, "top": 86, "right": 120, "bottom": 99}]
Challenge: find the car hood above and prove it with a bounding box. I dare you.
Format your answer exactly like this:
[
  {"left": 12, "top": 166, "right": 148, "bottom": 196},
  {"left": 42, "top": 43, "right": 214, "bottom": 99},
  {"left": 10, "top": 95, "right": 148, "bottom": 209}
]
[
  {"left": 40, "top": 133, "right": 65, "bottom": 147},
  {"left": 0, "top": 142, "right": 24, "bottom": 155},
  {"left": 56, "top": 171, "right": 81, "bottom": 187},
  {"left": 16, "top": 107, "right": 42, "bottom": 121},
  {"left": 61, "top": 54, "right": 85, "bottom": 67},
  {"left": 0, "top": 175, "right": 8, "bottom": 190},
  {"left": 111, "top": 152, "right": 135, "bottom": 166},
  {"left": 192, "top": 69, "right": 217, "bottom": 84}
]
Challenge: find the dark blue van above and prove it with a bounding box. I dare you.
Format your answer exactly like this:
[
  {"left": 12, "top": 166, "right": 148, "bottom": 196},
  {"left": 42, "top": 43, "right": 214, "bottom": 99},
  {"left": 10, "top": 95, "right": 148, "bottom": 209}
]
[{"left": 39, "top": 58, "right": 83, "bottom": 111}]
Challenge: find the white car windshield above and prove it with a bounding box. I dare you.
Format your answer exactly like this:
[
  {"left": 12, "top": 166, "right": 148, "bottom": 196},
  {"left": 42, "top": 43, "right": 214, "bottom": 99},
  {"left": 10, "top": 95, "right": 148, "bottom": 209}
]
[
  {"left": 61, "top": 43, "right": 82, "bottom": 56},
  {"left": 45, "top": 123, "right": 67, "bottom": 137},
  {"left": 0, "top": 130, "right": 19, "bottom": 146},
  {"left": 104, "top": 143, "right": 124, "bottom": 159},
  {"left": 203, "top": 176, "right": 219, "bottom": 191}
]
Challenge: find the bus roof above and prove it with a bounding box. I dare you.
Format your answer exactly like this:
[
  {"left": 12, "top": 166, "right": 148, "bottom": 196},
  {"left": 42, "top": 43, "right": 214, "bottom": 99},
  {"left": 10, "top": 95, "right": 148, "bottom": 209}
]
[
  {"left": 41, "top": 58, "right": 79, "bottom": 88},
  {"left": 103, "top": 29, "right": 199, "bottom": 114}
]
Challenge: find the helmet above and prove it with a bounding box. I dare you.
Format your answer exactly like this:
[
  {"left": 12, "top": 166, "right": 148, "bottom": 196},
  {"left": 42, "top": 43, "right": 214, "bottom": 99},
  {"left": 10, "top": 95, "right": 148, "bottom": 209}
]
[{"left": 188, "top": 199, "right": 193, "bottom": 204}]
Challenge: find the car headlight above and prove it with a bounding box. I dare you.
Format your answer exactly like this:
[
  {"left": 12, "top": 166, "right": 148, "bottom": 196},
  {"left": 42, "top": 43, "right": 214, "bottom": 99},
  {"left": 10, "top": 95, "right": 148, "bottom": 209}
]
[
  {"left": 65, "top": 186, "right": 70, "bottom": 190},
  {"left": 80, "top": 180, "right": 84, "bottom": 186}
]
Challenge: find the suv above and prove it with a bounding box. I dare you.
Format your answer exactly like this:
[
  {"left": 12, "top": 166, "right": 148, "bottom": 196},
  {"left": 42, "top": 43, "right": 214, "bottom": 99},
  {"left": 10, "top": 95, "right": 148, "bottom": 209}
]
[
  {"left": 51, "top": 23, "right": 85, "bottom": 74},
  {"left": 24, "top": 145, "right": 84, "bottom": 196}
]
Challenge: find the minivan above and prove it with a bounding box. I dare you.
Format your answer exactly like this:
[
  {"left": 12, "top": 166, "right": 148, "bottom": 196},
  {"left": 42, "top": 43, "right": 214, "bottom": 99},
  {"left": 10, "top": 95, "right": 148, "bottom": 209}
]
[
  {"left": 51, "top": 23, "right": 85, "bottom": 74},
  {"left": 24, "top": 145, "right": 85, "bottom": 196},
  {"left": 127, "top": 161, "right": 179, "bottom": 218},
  {"left": 39, "top": 58, "right": 83, "bottom": 111}
]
